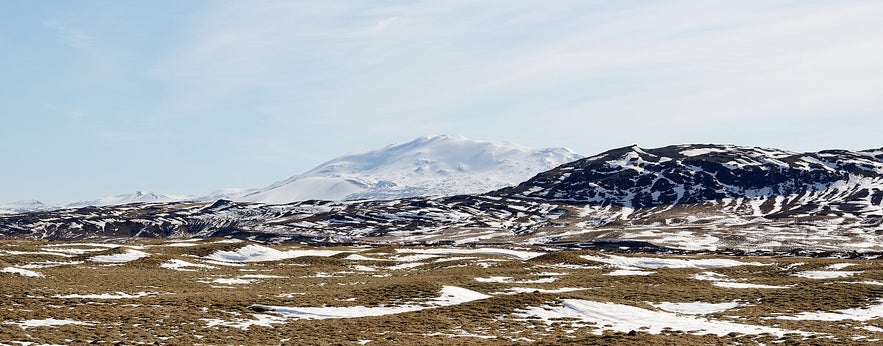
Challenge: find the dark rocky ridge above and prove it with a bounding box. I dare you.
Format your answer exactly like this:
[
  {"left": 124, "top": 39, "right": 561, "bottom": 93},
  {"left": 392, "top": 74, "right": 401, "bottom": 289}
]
[{"left": 496, "top": 144, "right": 883, "bottom": 218}]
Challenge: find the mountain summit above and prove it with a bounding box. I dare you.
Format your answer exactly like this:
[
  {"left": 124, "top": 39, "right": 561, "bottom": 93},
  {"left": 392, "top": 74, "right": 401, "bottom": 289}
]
[{"left": 237, "top": 135, "right": 582, "bottom": 203}]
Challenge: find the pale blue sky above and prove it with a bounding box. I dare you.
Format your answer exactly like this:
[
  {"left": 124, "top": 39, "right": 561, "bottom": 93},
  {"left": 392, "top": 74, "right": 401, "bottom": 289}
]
[{"left": 2, "top": 0, "right": 882, "bottom": 204}]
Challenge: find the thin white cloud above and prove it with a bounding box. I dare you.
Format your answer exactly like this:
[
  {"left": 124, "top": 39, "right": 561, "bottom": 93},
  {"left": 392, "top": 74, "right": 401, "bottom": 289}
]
[
  {"left": 150, "top": 0, "right": 883, "bottom": 153},
  {"left": 370, "top": 16, "right": 400, "bottom": 32},
  {"left": 43, "top": 20, "right": 99, "bottom": 53}
]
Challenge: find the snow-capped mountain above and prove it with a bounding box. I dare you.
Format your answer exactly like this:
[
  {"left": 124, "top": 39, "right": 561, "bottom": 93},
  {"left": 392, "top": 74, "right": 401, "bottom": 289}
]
[
  {"left": 65, "top": 191, "right": 188, "bottom": 208},
  {"left": 236, "top": 135, "right": 583, "bottom": 203}
]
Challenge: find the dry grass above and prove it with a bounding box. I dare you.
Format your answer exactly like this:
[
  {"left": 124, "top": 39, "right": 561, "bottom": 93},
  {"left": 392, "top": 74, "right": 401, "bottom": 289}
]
[{"left": 2, "top": 240, "right": 883, "bottom": 345}]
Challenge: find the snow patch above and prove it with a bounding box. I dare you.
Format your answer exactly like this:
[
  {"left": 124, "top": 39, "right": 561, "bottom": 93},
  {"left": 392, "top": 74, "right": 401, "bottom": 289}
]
[
  {"left": 202, "top": 314, "right": 287, "bottom": 330},
  {"left": 680, "top": 148, "right": 727, "bottom": 157},
  {"left": 88, "top": 249, "right": 150, "bottom": 263},
  {"left": 793, "top": 271, "right": 861, "bottom": 279},
  {"left": 53, "top": 292, "right": 155, "bottom": 299},
  {"left": 582, "top": 254, "right": 761, "bottom": 269},
  {"left": 256, "top": 286, "right": 490, "bottom": 320},
  {"left": 160, "top": 259, "right": 217, "bottom": 271},
  {"left": 773, "top": 300, "right": 883, "bottom": 321},
  {"left": 396, "top": 248, "right": 544, "bottom": 260},
  {"left": 1, "top": 267, "right": 45, "bottom": 278},
  {"left": 475, "top": 276, "right": 558, "bottom": 284},
  {"left": 207, "top": 244, "right": 345, "bottom": 263},
  {"left": 7, "top": 318, "right": 92, "bottom": 329},
  {"left": 607, "top": 269, "right": 654, "bottom": 276},
  {"left": 650, "top": 301, "right": 744, "bottom": 315}
]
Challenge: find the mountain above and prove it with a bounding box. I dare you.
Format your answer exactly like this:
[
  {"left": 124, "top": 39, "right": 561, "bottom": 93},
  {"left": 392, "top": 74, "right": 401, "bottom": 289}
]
[
  {"left": 3, "top": 144, "right": 881, "bottom": 253},
  {"left": 236, "top": 134, "right": 583, "bottom": 203},
  {"left": 497, "top": 144, "right": 883, "bottom": 217},
  {"left": 65, "top": 191, "right": 188, "bottom": 208}
]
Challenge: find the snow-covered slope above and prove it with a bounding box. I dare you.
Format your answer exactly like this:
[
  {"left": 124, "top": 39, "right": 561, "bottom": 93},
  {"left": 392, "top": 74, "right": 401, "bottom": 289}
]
[
  {"left": 237, "top": 135, "right": 582, "bottom": 203},
  {"left": 65, "top": 191, "right": 188, "bottom": 208}
]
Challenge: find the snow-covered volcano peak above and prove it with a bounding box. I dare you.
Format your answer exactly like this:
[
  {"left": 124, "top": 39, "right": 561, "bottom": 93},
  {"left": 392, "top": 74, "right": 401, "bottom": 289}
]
[{"left": 239, "top": 135, "right": 582, "bottom": 203}]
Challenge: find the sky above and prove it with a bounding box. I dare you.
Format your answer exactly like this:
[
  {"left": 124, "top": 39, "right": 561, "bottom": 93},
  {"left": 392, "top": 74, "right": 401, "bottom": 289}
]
[{"left": 2, "top": 0, "right": 882, "bottom": 204}]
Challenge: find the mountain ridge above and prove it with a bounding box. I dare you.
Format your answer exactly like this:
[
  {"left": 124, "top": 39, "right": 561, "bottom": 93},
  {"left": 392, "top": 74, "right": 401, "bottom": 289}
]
[
  {"left": 497, "top": 144, "right": 883, "bottom": 214},
  {"left": 2, "top": 143, "right": 882, "bottom": 253}
]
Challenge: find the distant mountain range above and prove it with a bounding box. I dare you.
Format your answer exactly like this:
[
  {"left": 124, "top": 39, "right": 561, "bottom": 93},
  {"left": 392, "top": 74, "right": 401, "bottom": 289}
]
[
  {"left": 3, "top": 143, "right": 881, "bottom": 253},
  {"left": 0, "top": 200, "right": 49, "bottom": 214},
  {"left": 1, "top": 192, "right": 188, "bottom": 214},
  {"left": 65, "top": 191, "right": 189, "bottom": 208},
  {"left": 0, "top": 135, "right": 581, "bottom": 213}
]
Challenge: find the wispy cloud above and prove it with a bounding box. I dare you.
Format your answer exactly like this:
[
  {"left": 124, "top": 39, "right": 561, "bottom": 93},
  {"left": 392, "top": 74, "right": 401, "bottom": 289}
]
[
  {"left": 150, "top": 0, "right": 883, "bottom": 152},
  {"left": 43, "top": 20, "right": 99, "bottom": 53},
  {"left": 370, "top": 16, "right": 400, "bottom": 32}
]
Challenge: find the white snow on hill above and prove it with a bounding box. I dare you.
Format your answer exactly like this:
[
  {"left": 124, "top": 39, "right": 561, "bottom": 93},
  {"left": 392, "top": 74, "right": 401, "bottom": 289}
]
[{"left": 236, "top": 135, "right": 582, "bottom": 203}]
